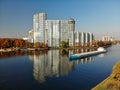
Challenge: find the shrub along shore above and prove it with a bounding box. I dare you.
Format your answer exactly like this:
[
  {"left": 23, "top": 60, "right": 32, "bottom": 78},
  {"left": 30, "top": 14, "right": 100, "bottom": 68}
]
[
  {"left": 0, "top": 38, "right": 115, "bottom": 52},
  {"left": 0, "top": 45, "right": 110, "bottom": 52},
  {"left": 92, "top": 61, "right": 120, "bottom": 90}
]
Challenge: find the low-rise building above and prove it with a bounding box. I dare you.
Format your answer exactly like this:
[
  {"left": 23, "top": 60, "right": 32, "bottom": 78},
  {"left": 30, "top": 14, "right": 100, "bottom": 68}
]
[
  {"left": 69, "top": 31, "right": 94, "bottom": 47},
  {"left": 102, "top": 36, "right": 114, "bottom": 42}
]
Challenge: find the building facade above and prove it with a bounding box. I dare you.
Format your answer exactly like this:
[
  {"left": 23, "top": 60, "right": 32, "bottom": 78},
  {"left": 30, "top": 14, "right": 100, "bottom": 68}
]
[
  {"left": 33, "top": 13, "right": 46, "bottom": 43},
  {"left": 28, "top": 29, "right": 34, "bottom": 38},
  {"left": 28, "top": 29, "right": 34, "bottom": 43},
  {"left": 45, "top": 20, "right": 61, "bottom": 47},
  {"left": 102, "top": 36, "right": 114, "bottom": 42},
  {"left": 33, "top": 13, "right": 94, "bottom": 47},
  {"left": 69, "top": 32, "right": 94, "bottom": 46},
  {"left": 33, "top": 13, "right": 75, "bottom": 47}
]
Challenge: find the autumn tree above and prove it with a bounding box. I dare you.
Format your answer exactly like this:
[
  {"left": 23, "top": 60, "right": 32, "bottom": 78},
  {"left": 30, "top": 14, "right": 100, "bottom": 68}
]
[
  {"left": 0, "top": 38, "right": 3, "bottom": 49},
  {"left": 92, "top": 40, "right": 99, "bottom": 47},
  {"left": 0, "top": 38, "right": 27, "bottom": 48},
  {"left": 1, "top": 39, "right": 10, "bottom": 48},
  {"left": 34, "top": 42, "right": 40, "bottom": 48}
]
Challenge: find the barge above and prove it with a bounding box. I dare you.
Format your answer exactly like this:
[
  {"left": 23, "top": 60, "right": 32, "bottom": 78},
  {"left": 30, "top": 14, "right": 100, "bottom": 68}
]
[{"left": 69, "top": 47, "right": 107, "bottom": 60}]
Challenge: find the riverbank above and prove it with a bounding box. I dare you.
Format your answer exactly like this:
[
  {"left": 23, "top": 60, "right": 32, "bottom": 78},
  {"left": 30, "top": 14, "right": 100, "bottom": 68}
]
[
  {"left": 0, "top": 48, "right": 49, "bottom": 52},
  {"left": 0, "top": 45, "right": 111, "bottom": 52},
  {"left": 49, "top": 45, "right": 111, "bottom": 50},
  {"left": 0, "top": 48, "right": 12, "bottom": 52},
  {"left": 92, "top": 61, "right": 120, "bottom": 90}
]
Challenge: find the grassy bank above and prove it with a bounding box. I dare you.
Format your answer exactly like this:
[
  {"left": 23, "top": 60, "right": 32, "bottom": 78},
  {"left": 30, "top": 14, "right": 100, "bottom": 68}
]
[{"left": 92, "top": 61, "right": 120, "bottom": 90}]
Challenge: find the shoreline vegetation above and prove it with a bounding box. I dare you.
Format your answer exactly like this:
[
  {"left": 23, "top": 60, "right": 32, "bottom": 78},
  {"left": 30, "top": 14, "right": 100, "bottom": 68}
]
[
  {"left": 92, "top": 61, "right": 120, "bottom": 90},
  {"left": 0, "top": 45, "right": 110, "bottom": 52},
  {"left": 0, "top": 38, "right": 118, "bottom": 52}
]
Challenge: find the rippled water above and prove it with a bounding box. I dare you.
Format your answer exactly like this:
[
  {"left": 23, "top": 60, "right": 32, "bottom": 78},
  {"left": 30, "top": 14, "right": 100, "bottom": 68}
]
[{"left": 0, "top": 45, "right": 120, "bottom": 90}]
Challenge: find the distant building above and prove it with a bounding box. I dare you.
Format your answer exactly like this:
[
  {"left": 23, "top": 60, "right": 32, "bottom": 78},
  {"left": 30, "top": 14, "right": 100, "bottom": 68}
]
[
  {"left": 22, "top": 37, "right": 34, "bottom": 43},
  {"left": 23, "top": 37, "right": 29, "bottom": 41},
  {"left": 102, "top": 36, "right": 114, "bottom": 42},
  {"left": 23, "top": 29, "right": 34, "bottom": 43},
  {"left": 28, "top": 29, "right": 34, "bottom": 43},
  {"left": 33, "top": 13, "right": 75, "bottom": 47},
  {"left": 28, "top": 29, "right": 34, "bottom": 38}
]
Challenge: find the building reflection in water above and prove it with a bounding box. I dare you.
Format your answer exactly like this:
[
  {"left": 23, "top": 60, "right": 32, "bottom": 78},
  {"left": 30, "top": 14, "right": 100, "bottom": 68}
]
[
  {"left": 29, "top": 49, "right": 104, "bottom": 83},
  {"left": 98, "top": 53, "right": 105, "bottom": 58},
  {"left": 33, "top": 50, "right": 75, "bottom": 83}
]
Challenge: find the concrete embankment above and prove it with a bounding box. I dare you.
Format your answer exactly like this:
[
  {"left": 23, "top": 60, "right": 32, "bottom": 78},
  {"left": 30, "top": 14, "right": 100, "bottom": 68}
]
[
  {"left": 0, "top": 48, "right": 49, "bottom": 52},
  {"left": 0, "top": 49, "right": 14, "bottom": 52}
]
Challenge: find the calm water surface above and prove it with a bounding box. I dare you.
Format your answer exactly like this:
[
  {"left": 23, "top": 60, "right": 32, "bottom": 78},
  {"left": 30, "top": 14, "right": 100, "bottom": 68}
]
[{"left": 0, "top": 45, "right": 120, "bottom": 90}]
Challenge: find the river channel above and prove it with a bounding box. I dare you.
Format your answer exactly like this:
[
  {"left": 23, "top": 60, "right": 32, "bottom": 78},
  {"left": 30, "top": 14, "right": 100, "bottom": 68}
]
[{"left": 0, "top": 45, "right": 120, "bottom": 90}]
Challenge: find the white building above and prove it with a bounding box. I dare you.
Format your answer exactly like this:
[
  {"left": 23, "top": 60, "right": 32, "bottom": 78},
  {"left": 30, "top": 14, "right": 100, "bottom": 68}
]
[
  {"left": 33, "top": 13, "right": 75, "bottom": 47},
  {"left": 102, "top": 36, "right": 114, "bottom": 42},
  {"left": 69, "top": 32, "right": 94, "bottom": 46},
  {"left": 33, "top": 13, "right": 94, "bottom": 47},
  {"left": 33, "top": 13, "right": 46, "bottom": 43},
  {"left": 28, "top": 30, "right": 34, "bottom": 38},
  {"left": 28, "top": 29, "right": 34, "bottom": 43},
  {"left": 45, "top": 20, "right": 60, "bottom": 47},
  {"left": 22, "top": 37, "right": 34, "bottom": 43}
]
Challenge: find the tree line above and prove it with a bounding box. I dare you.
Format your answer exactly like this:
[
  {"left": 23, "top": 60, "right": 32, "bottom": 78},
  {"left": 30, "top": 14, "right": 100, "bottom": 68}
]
[
  {"left": 74, "top": 40, "right": 113, "bottom": 47},
  {"left": 92, "top": 40, "right": 112, "bottom": 47},
  {"left": 0, "top": 38, "right": 26, "bottom": 48},
  {"left": 0, "top": 38, "right": 115, "bottom": 49},
  {"left": 0, "top": 38, "right": 48, "bottom": 49}
]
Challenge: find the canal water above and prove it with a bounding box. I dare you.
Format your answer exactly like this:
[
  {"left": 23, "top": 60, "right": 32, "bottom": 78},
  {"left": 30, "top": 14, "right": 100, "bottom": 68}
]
[{"left": 0, "top": 45, "right": 120, "bottom": 90}]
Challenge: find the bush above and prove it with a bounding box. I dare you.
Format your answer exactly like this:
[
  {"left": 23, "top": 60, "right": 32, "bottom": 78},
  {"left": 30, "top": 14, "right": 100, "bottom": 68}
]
[
  {"left": 106, "top": 81, "right": 120, "bottom": 90},
  {"left": 111, "top": 62, "right": 120, "bottom": 81}
]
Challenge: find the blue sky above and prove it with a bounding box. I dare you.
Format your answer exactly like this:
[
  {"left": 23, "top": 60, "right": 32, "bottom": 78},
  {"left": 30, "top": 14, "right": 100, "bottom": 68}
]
[{"left": 0, "top": 0, "right": 120, "bottom": 39}]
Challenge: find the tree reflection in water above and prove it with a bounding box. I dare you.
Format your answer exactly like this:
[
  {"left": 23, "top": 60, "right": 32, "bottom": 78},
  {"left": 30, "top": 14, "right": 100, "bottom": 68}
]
[{"left": 0, "top": 51, "right": 26, "bottom": 59}]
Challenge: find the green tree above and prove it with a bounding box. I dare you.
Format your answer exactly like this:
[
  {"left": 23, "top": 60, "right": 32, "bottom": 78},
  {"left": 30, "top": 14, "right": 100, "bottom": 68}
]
[{"left": 60, "top": 41, "right": 69, "bottom": 48}]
